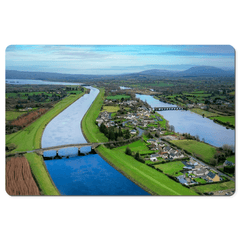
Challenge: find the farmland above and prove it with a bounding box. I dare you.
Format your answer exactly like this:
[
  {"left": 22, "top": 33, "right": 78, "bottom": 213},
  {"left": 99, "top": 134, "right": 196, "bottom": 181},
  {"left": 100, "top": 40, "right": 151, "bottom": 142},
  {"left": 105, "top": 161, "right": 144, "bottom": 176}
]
[
  {"left": 6, "top": 111, "right": 26, "bottom": 121},
  {"left": 6, "top": 91, "right": 85, "bottom": 153},
  {"left": 210, "top": 116, "right": 235, "bottom": 127},
  {"left": 6, "top": 156, "right": 40, "bottom": 195},
  {"left": 106, "top": 94, "right": 130, "bottom": 100},
  {"left": 171, "top": 140, "right": 217, "bottom": 164},
  {"left": 24, "top": 153, "right": 60, "bottom": 195}
]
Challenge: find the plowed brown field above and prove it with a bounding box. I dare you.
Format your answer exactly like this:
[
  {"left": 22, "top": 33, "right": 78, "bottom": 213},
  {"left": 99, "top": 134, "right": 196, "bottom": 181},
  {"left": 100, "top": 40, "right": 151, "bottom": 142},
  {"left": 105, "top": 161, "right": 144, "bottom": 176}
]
[
  {"left": 6, "top": 156, "right": 40, "bottom": 196},
  {"left": 10, "top": 108, "right": 48, "bottom": 128}
]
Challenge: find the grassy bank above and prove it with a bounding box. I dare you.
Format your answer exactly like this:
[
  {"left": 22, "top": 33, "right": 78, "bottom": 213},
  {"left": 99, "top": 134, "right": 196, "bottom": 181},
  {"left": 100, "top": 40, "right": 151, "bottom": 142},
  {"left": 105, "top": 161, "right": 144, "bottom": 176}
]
[
  {"left": 24, "top": 153, "right": 60, "bottom": 195},
  {"left": 81, "top": 88, "right": 108, "bottom": 143},
  {"left": 6, "top": 91, "right": 85, "bottom": 153},
  {"left": 97, "top": 145, "right": 198, "bottom": 195},
  {"left": 171, "top": 140, "right": 217, "bottom": 164},
  {"left": 210, "top": 116, "right": 235, "bottom": 127}
]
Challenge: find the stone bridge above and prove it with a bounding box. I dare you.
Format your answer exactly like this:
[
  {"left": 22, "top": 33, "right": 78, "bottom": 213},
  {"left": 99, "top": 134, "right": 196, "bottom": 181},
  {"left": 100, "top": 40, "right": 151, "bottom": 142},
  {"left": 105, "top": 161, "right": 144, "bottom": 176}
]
[{"left": 154, "top": 107, "right": 186, "bottom": 111}]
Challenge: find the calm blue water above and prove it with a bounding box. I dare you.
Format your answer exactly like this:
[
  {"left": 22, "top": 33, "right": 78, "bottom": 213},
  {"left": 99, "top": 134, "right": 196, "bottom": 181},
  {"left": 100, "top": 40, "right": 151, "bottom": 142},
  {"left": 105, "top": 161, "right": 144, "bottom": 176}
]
[
  {"left": 44, "top": 154, "right": 150, "bottom": 195},
  {"left": 136, "top": 94, "right": 235, "bottom": 148},
  {"left": 6, "top": 79, "right": 82, "bottom": 85}
]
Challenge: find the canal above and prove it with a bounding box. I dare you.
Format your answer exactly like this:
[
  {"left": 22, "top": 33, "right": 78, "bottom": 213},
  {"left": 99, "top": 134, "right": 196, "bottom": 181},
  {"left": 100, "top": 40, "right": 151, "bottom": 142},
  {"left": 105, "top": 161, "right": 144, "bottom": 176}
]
[{"left": 41, "top": 86, "right": 149, "bottom": 195}]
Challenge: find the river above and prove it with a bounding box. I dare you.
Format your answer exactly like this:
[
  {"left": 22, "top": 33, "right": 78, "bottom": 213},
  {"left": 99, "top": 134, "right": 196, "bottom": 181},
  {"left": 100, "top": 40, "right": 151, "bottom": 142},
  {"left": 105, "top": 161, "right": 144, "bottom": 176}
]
[
  {"left": 136, "top": 94, "right": 235, "bottom": 148},
  {"left": 41, "top": 86, "right": 149, "bottom": 195}
]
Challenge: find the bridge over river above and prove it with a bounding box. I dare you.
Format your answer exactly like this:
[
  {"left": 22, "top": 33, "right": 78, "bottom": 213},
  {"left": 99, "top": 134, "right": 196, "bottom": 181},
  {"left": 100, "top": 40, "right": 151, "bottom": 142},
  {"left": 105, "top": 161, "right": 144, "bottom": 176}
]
[
  {"left": 154, "top": 106, "right": 186, "bottom": 111},
  {"left": 7, "top": 136, "right": 142, "bottom": 159}
]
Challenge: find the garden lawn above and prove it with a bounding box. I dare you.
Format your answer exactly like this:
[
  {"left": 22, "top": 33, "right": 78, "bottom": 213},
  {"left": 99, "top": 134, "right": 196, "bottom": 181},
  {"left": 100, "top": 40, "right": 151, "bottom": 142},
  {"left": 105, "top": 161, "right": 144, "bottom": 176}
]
[
  {"left": 101, "top": 106, "right": 120, "bottom": 112},
  {"left": 190, "top": 181, "right": 235, "bottom": 193},
  {"left": 97, "top": 145, "right": 198, "bottom": 196},
  {"left": 24, "top": 153, "right": 60, "bottom": 195},
  {"left": 6, "top": 92, "right": 85, "bottom": 153},
  {"left": 171, "top": 140, "right": 217, "bottom": 164},
  {"left": 226, "top": 155, "right": 235, "bottom": 164},
  {"left": 117, "top": 140, "right": 150, "bottom": 154},
  {"left": 6, "top": 111, "right": 27, "bottom": 121},
  {"left": 154, "top": 161, "right": 185, "bottom": 176},
  {"left": 81, "top": 88, "right": 108, "bottom": 143}
]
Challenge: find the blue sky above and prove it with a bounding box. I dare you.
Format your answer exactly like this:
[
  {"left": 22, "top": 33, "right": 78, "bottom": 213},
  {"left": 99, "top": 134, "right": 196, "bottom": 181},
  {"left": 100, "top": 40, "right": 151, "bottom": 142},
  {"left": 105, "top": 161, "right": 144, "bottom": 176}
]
[{"left": 5, "top": 45, "right": 235, "bottom": 74}]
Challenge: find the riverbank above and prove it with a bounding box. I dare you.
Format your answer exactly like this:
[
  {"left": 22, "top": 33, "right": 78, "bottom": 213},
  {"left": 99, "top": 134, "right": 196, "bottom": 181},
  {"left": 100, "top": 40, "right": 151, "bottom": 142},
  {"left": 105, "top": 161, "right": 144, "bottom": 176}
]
[
  {"left": 6, "top": 90, "right": 86, "bottom": 195},
  {"left": 81, "top": 88, "right": 198, "bottom": 195}
]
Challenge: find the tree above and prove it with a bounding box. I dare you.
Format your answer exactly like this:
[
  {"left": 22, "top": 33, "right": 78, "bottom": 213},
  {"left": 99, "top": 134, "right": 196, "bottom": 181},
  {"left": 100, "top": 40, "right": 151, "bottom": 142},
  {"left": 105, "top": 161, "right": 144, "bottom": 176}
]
[
  {"left": 125, "top": 129, "right": 131, "bottom": 139},
  {"left": 125, "top": 147, "right": 132, "bottom": 156},
  {"left": 169, "top": 125, "right": 175, "bottom": 132},
  {"left": 135, "top": 151, "right": 140, "bottom": 160}
]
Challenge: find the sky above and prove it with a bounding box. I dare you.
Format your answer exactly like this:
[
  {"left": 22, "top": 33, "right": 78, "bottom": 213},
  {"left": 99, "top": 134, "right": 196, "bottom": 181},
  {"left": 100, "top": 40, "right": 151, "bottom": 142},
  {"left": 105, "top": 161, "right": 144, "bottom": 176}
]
[{"left": 5, "top": 45, "right": 235, "bottom": 75}]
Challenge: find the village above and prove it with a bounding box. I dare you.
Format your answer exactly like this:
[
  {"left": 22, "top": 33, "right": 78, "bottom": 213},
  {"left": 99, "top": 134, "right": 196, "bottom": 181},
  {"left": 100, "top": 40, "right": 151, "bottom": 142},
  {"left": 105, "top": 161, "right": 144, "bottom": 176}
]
[{"left": 94, "top": 95, "right": 230, "bottom": 190}]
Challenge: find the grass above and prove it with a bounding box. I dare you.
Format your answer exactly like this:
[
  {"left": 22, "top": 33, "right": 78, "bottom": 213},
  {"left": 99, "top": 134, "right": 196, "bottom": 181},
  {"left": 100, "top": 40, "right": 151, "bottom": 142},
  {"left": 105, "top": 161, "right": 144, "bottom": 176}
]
[
  {"left": 101, "top": 105, "right": 120, "bottom": 112},
  {"left": 106, "top": 94, "right": 130, "bottom": 100},
  {"left": 171, "top": 140, "right": 217, "bottom": 164},
  {"left": 190, "top": 108, "right": 219, "bottom": 118},
  {"left": 6, "top": 91, "right": 85, "bottom": 153},
  {"left": 210, "top": 116, "right": 235, "bottom": 126},
  {"left": 6, "top": 111, "right": 27, "bottom": 121},
  {"left": 226, "top": 155, "right": 235, "bottom": 164},
  {"left": 190, "top": 181, "right": 235, "bottom": 193},
  {"left": 97, "top": 145, "right": 198, "bottom": 196},
  {"left": 117, "top": 140, "right": 150, "bottom": 154},
  {"left": 24, "top": 153, "right": 60, "bottom": 195},
  {"left": 154, "top": 161, "right": 185, "bottom": 176},
  {"left": 194, "top": 178, "right": 207, "bottom": 184},
  {"left": 81, "top": 88, "right": 108, "bottom": 143}
]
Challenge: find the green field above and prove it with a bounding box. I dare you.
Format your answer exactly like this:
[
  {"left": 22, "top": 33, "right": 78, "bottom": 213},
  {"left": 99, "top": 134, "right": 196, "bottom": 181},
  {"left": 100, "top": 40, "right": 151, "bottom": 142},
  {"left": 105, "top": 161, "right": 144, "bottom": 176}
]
[
  {"left": 210, "top": 116, "right": 235, "bottom": 127},
  {"left": 81, "top": 88, "right": 108, "bottom": 143},
  {"left": 226, "top": 155, "right": 235, "bottom": 164},
  {"left": 24, "top": 153, "right": 60, "bottom": 195},
  {"left": 154, "top": 161, "right": 185, "bottom": 176},
  {"left": 6, "top": 91, "right": 54, "bottom": 99},
  {"left": 190, "top": 181, "right": 235, "bottom": 193},
  {"left": 171, "top": 140, "right": 217, "bottom": 164},
  {"left": 190, "top": 108, "right": 219, "bottom": 118},
  {"left": 6, "top": 91, "right": 85, "bottom": 153},
  {"left": 6, "top": 111, "right": 27, "bottom": 121},
  {"left": 101, "top": 106, "right": 120, "bottom": 112},
  {"left": 97, "top": 145, "right": 198, "bottom": 196},
  {"left": 117, "top": 140, "right": 150, "bottom": 154},
  {"left": 106, "top": 94, "right": 130, "bottom": 100}
]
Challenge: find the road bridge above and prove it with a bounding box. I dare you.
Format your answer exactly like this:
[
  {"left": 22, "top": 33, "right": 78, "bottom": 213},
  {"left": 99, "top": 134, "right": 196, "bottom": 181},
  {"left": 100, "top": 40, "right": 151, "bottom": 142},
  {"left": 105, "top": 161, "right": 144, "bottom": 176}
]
[{"left": 154, "top": 107, "right": 186, "bottom": 111}]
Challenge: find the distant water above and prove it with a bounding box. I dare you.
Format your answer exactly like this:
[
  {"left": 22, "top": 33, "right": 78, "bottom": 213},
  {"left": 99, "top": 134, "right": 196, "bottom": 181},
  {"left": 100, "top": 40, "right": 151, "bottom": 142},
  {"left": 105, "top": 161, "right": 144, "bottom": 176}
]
[
  {"left": 120, "top": 86, "right": 131, "bottom": 89},
  {"left": 136, "top": 94, "right": 235, "bottom": 148},
  {"left": 6, "top": 79, "right": 82, "bottom": 85}
]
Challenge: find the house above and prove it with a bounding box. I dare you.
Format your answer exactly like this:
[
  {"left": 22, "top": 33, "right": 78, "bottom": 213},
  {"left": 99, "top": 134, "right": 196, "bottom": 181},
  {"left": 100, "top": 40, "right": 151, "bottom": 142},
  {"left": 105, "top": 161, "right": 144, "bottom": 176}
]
[
  {"left": 160, "top": 152, "right": 168, "bottom": 159},
  {"left": 193, "top": 168, "right": 209, "bottom": 177},
  {"left": 163, "top": 146, "right": 171, "bottom": 152},
  {"left": 150, "top": 153, "right": 159, "bottom": 162},
  {"left": 207, "top": 172, "right": 221, "bottom": 182},
  {"left": 177, "top": 175, "right": 188, "bottom": 185},
  {"left": 147, "top": 139, "right": 156, "bottom": 143},
  {"left": 223, "top": 160, "right": 234, "bottom": 167},
  {"left": 130, "top": 129, "right": 137, "bottom": 134}
]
